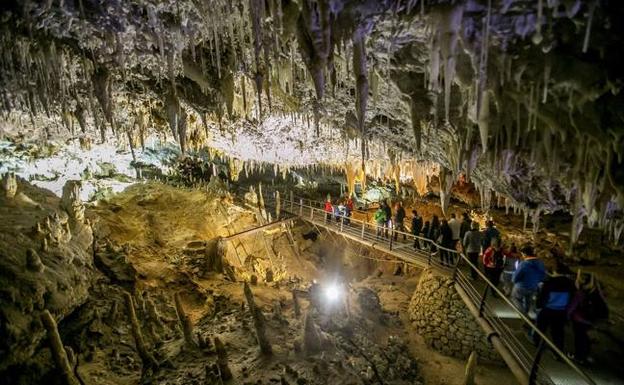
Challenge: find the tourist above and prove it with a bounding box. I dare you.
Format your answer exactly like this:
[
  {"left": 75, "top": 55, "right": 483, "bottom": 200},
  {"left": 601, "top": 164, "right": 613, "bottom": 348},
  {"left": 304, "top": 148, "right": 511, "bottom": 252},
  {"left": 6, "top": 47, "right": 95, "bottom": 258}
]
[
  {"left": 393, "top": 202, "right": 406, "bottom": 241},
  {"left": 482, "top": 220, "right": 501, "bottom": 250},
  {"left": 428, "top": 215, "right": 440, "bottom": 251},
  {"left": 482, "top": 239, "right": 506, "bottom": 290},
  {"left": 345, "top": 195, "right": 354, "bottom": 225},
  {"left": 500, "top": 243, "right": 521, "bottom": 295},
  {"left": 421, "top": 221, "right": 431, "bottom": 249},
  {"left": 462, "top": 221, "right": 482, "bottom": 279},
  {"left": 324, "top": 198, "right": 333, "bottom": 223},
  {"left": 459, "top": 212, "right": 472, "bottom": 240},
  {"left": 448, "top": 213, "right": 461, "bottom": 248},
  {"left": 374, "top": 205, "right": 387, "bottom": 239},
  {"left": 511, "top": 245, "right": 546, "bottom": 317},
  {"left": 567, "top": 271, "right": 609, "bottom": 365},
  {"left": 383, "top": 200, "right": 392, "bottom": 238},
  {"left": 336, "top": 200, "right": 346, "bottom": 223},
  {"left": 411, "top": 210, "right": 423, "bottom": 249},
  {"left": 439, "top": 219, "right": 454, "bottom": 266},
  {"left": 534, "top": 262, "right": 575, "bottom": 351}
]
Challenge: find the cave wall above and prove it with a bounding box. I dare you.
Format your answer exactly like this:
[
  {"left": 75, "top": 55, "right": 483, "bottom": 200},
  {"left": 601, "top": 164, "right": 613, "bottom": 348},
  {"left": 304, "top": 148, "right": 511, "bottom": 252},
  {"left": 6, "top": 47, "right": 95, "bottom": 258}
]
[
  {"left": 408, "top": 268, "right": 501, "bottom": 363},
  {"left": 0, "top": 176, "right": 94, "bottom": 372}
]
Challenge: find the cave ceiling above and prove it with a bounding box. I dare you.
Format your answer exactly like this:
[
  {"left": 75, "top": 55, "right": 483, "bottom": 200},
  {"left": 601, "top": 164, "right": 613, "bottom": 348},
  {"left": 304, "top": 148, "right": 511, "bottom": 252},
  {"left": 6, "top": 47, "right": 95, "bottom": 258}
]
[{"left": 0, "top": 0, "right": 623, "bottom": 243}]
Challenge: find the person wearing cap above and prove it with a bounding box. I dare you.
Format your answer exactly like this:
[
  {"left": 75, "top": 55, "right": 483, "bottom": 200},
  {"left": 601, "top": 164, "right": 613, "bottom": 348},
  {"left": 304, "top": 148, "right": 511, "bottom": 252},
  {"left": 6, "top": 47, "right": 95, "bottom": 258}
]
[{"left": 512, "top": 245, "right": 546, "bottom": 317}]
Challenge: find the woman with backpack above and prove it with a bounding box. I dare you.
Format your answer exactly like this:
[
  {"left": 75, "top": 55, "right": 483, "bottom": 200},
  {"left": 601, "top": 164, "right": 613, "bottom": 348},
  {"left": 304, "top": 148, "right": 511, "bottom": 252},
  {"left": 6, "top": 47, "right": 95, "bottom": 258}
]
[
  {"left": 482, "top": 239, "right": 507, "bottom": 291},
  {"left": 567, "top": 271, "right": 609, "bottom": 365}
]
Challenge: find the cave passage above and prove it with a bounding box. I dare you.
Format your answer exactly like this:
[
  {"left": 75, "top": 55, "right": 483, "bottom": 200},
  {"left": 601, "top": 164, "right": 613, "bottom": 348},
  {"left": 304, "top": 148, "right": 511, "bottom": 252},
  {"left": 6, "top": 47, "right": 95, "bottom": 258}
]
[{"left": 1, "top": 1, "right": 623, "bottom": 385}]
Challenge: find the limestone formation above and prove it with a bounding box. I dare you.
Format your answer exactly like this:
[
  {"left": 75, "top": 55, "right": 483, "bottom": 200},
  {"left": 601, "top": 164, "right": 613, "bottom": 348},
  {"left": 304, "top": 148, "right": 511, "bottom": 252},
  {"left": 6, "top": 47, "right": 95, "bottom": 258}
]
[
  {"left": 292, "top": 289, "right": 301, "bottom": 318},
  {"left": 408, "top": 269, "right": 500, "bottom": 362},
  {"left": 174, "top": 292, "right": 197, "bottom": 349},
  {"left": 26, "top": 249, "right": 45, "bottom": 272},
  {"left": 243, "top": 282, "right": 272, "bottom": 355},
  {"left": 40, "top": 310, "right": 81, "bottom": 385},
  {"left": 1, "top": 172, "right": 17, "bottom": 199},
  {"left": 463, "top": 351, "right": 477, "bottom": 385},
  {"left": 214, "top": 336, "right": 233, "bottom": 380},
  {"left": 122, "top": 291, "right": 159, "bottom": 371},
  {"left": 302, "top": 312, "right": 323, "bottom": 356},
  {"left": 60, "top": 180, "right": 85, "bottom": 223}
]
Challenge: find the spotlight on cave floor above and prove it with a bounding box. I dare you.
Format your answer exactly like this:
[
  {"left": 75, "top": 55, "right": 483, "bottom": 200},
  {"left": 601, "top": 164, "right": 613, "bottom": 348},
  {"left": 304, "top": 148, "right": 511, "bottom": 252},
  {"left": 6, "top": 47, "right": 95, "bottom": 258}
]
[{"left": 323, "top": 282, "right": 343, "bottom": 304}]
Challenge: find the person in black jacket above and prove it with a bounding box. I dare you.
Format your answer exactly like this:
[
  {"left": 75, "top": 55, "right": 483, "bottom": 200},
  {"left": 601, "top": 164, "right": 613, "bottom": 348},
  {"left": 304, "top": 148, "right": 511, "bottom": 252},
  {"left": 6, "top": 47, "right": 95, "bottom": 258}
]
[
  {"left": 439, "top": 220, "right": 454, "bottom": 266},
  {"left": 534, "top": 263, "right": 575, "bottom": 351},
  {"left": 411, "top": 210, "right": 423, "bottom": 249},
  {"left": 383, "top": 200, "right": 392, "bottom": 238}
]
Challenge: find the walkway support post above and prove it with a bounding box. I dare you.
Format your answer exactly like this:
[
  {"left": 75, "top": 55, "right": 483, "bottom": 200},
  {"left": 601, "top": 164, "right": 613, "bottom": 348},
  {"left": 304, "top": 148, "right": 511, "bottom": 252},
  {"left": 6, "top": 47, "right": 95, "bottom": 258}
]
[{"left": 455, "top": 284, "right": 530, "bottom": 385}]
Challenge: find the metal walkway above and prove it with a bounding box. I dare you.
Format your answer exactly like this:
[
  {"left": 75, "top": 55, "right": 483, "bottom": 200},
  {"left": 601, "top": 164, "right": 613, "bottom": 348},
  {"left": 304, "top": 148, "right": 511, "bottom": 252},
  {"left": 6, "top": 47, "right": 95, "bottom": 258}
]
[{"left": 251, "top": 192, "right": 598, "bottom": 385}]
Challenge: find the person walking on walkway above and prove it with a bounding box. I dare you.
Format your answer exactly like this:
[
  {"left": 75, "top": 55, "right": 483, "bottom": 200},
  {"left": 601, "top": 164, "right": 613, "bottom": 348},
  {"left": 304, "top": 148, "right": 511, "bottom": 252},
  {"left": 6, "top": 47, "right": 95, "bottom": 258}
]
[
  {"left": 462, "top": 221, "right": 483, "bottom": 279},
  {"left": 501, "top": 243, "right": 521, "bottom": 295},
  {"left": 393, "top": 202, "right": 406, "bottom": 241},
  {"left": 421, "top": 221, "right": 431, "bottom": 249},
  {"left": 534, "top": 263, "right": 575, "bottom": 351},
  {"left": 482, "top": 239, "right": 506, "bottom": 290},
  {"left": 345, "top": 195, "right": 354, "bottom": 225},
  {"left": 411, "top": 210, "right": 423, "bottom": 249},
  {"left": 482, "top": 220, "right": 501, "bottom": 251},
  {"left": 567, "top": 271, "right": 609, "bottom": 365},
  {"left": 383, "top": 200, "right": 392, "bottom": 238},
  {"left": 428, "top": 215, "right": 440, "bottom": 252},
  {"left": 439, "top": 220, "right": 454, "bottom": 266},
  {"left": 324, "top": 198, "right": 333, "bottom": 223},
  {"left": 459, "top": 212, "right": 472, "bottom": 240},
  {"left": 448, "top": 213, "right": 461, "bottom": 249},
  {"left": 374, "top": 206, "right": 387, "bottom": 239},
  {"left": 512, "top": 245, "right": 546, "bottom": 317}
]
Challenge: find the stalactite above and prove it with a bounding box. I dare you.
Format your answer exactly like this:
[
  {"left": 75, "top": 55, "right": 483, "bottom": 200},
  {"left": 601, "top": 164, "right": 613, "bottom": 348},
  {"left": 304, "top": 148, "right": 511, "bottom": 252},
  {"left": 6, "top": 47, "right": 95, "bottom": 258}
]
[{"left": 249, "top": 0, "right": 265, "bottom": 117}]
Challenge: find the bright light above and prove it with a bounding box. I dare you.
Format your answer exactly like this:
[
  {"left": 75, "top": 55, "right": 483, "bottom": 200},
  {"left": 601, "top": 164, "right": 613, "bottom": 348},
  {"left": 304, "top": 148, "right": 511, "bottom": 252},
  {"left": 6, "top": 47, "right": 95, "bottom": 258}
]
[{"left": 323, "top": 283, "right": 342, "bottom": 303}]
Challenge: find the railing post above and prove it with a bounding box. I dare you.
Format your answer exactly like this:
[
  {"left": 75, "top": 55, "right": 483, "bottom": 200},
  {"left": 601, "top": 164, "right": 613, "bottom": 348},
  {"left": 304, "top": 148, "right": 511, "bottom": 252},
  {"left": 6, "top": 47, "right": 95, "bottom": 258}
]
[
  {"left": 528, "top": 340, "right": 546, "bottom": 385},
  {"left": 478, "top": 285, "right": 489, "bottom": 316},
  {"left": 340, "top": 215, "right": 344, "bottom": 232},
  {"left": 299, "top": 199, "right": 303, "bottom": 216},
  {"left": 290, "top": 191, "right": 294, "bottom": 211},
  {"left": 389, "top": 229, "right": 393, "bottom": 250},
  {"left": 427, "top": 248, "right": 432, "bottom": 265},
  {"left": 361, "top": 221, "right": 365, "bottom": 239}
]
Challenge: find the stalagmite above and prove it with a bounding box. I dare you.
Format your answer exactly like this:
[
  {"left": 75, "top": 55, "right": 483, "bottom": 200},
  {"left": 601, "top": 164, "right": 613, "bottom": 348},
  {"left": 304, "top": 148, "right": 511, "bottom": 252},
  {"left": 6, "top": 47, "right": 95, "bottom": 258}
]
[
  {"left": 275, "top": 190, "right": 281, "bottom": 220},
  {"left": 174, "top": 292, "right": 197, "bottom": 349},
  {"left": 1, "top": 172, "right": 17, "bottom": 199},
  {"left": 122, "top": 292, "right": 159, "bottom": 371},
  {"left": 462, "top": 351, "right": 477, "bottom": 385},
  {"left": 214, "top": 337, "right": 233, "bottom": 380},
  {"left": 302, "top": 311, "right": 323, "bottom": 356},
  {"left": 243, "top": 282, "right": 272, "bottom": 355},
  {"left": 40, "top": 310, "right": 81, "bottom": 385},
  {"left": 292, "top": 289, "right": 301, "bottom": 318}
]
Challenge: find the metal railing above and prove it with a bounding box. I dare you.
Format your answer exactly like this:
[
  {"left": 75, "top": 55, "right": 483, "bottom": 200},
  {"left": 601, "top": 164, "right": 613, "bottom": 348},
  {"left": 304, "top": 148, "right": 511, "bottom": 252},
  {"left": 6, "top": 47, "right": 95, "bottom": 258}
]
[{"left": 253, "top": 191, "right": 597, "bottom": 385}]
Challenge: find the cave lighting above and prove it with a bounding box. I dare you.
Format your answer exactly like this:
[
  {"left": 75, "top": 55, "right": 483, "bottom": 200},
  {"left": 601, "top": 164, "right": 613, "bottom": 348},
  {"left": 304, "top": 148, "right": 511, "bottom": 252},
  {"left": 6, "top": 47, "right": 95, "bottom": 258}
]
[{"left": 322, "top": 282, "right": 343, "bottom": 304}]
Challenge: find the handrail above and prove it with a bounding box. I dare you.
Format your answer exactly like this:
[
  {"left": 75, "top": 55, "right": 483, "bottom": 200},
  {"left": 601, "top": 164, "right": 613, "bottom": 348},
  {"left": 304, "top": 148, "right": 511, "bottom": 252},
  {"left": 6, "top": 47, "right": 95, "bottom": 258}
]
[{"left": 256, "top": 192, "right": 596, "bottom": 385}]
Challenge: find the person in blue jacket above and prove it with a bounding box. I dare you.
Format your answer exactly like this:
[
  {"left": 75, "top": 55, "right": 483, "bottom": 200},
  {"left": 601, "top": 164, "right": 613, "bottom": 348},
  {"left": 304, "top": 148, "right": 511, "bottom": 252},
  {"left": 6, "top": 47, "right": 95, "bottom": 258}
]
[
  {"left": 534, "top": 262, "right": 575, "bottom": 350},
  {"left": 512, "top": 245, "right": 546, "bottom": 317}
]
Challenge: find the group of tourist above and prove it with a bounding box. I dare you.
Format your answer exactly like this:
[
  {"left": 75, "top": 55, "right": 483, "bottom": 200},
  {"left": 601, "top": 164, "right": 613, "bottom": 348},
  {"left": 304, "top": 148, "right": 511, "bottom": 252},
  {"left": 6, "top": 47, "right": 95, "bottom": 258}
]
[{"left": 324, "top": 195, "right": 609, "bottom": 365}]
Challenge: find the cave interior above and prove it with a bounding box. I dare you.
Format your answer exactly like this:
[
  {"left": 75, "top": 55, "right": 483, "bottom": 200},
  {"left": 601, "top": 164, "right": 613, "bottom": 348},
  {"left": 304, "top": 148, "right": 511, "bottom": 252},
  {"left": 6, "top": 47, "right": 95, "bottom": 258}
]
[{"left": 0, "top": 1, "right": 623, "bottom": 385}]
